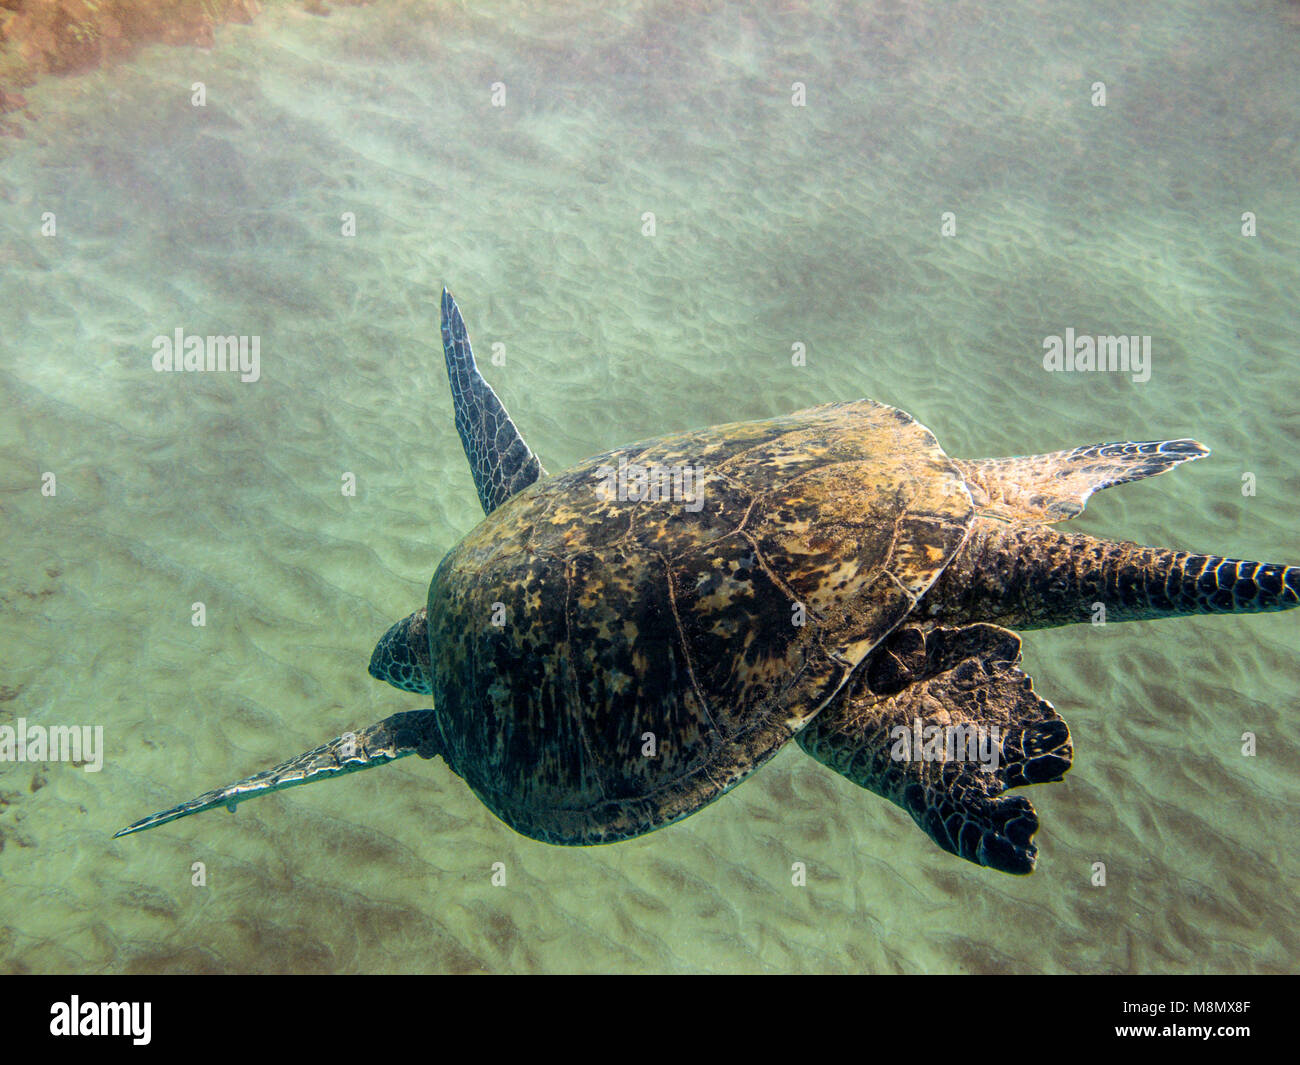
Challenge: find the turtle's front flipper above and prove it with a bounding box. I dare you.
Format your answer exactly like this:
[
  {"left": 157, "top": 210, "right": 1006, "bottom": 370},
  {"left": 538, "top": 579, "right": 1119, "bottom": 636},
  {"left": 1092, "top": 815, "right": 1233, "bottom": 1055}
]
[
  {"left": 953, "top": 438, "right": 1208, "bottom": 523},
  {"left": 114, "top": 710, "right": 438, "bottom": 838},
  {"left": 927, "top": 517, "right": 1300, "bottom": 629},
  {"left": 797, "top": 624, "right": 1072, "bottom": 875},
  {"left": 441, "top": 287, "right": 546, "bottom": 515}
]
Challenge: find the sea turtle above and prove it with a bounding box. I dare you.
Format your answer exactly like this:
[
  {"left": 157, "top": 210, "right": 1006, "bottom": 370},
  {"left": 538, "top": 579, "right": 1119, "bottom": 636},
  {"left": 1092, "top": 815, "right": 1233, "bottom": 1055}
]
[{"left": 116, "top": 290, "right": 1300, "bottom": 873}]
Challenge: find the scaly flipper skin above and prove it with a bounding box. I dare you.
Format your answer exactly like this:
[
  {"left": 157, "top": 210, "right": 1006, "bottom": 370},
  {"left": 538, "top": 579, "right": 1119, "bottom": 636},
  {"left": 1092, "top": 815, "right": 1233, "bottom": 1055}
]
[
  {"left": 925, "top": 516, "right": 1300, "bottom": 630},
  {"left": 368, "top": 607, "right": 432, "bottom": 694},
  {"left": 113, "top": 711, "right": 436, "bottom": 838},
  {"left": 796, "top": 624, "right": 1072, "bottom": 874},
  {"left": 441, "top": 288, "right": 546, "bottom": 516},
  {"left": 952, "top": 439, "right": 1208, "bottom": 523}
]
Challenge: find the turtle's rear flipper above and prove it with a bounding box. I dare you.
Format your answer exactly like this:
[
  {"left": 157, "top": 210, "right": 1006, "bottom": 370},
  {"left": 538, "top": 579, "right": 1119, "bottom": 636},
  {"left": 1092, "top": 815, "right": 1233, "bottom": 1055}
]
[
  {"left": 797, "top": 624, "right": 1072, "bottom": 875},
  {"left": 953, "top": 438, "right": 1208, "bottom": 523},
  {"left": 442, "top": 287, "right": 547, "bottom": 515},
  {"left": 113, "top": 710, "right": 438, "bottom": 838}
]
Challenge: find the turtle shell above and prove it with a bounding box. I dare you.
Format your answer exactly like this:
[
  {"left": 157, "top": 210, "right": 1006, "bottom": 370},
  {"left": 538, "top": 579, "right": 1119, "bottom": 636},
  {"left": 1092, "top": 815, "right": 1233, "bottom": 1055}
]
[{"left": 426, "top": 400, "right": 974, "bottom": 843}]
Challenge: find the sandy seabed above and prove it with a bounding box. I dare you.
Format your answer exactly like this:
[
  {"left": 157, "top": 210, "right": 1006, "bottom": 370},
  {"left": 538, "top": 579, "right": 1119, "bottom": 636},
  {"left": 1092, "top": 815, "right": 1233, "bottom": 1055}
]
[{"left": 0, "top": 0, "right": 1297, "bottom": 973}]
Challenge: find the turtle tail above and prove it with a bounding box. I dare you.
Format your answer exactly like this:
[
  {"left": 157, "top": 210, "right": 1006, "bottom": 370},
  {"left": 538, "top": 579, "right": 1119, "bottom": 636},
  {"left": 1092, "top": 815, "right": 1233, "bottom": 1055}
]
[
  {"left": 927, "top": 517, "right": 1300, "bottom": 629},
  {"left": 113, "top": 710, "right": 439, "bottom": 838}
]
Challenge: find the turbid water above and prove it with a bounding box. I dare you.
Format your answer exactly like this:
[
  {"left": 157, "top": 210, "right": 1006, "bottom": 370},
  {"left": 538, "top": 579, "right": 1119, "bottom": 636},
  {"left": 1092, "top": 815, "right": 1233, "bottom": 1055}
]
[{"left": 1, "top": 0, "right": 1297, "bottom": 973}]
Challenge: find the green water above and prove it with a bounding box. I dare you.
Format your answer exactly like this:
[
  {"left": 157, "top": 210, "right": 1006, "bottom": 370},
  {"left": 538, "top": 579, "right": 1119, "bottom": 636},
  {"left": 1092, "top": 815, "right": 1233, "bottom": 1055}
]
[{"left": 1, "top": 0, "right": 1297, "bottom": 973}]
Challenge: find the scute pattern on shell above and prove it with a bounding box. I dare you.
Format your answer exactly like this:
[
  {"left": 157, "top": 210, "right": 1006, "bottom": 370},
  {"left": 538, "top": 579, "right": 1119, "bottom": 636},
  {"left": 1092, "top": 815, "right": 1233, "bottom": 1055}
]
[{"left": 427, "top": 400, "right": 975, "bottom": 843}]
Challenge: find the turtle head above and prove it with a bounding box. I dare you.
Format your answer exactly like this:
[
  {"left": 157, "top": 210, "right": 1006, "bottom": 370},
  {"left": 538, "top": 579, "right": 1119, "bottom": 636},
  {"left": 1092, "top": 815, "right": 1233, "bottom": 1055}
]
[{"left": 369, "top": 608, "right": 433, "bottom": 695}]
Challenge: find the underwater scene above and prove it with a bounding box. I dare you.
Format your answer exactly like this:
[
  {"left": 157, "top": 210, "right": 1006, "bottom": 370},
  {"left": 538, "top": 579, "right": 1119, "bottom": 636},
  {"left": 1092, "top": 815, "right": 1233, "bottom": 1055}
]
[{"left": 1, "top": 0, "right": 1297, "bottom": 975}]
